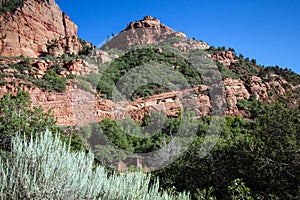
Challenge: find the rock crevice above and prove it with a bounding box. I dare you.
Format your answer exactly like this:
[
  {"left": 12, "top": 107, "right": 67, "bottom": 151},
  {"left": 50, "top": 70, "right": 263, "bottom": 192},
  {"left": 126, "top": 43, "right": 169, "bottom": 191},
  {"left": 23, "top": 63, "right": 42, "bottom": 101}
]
[{"left": 61, "top": 12, "right": 69, "bottom": 53}]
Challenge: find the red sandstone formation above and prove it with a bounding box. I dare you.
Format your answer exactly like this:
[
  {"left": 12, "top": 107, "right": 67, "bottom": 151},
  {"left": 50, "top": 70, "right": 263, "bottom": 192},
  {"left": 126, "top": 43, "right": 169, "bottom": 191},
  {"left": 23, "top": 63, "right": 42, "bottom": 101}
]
[{"left": 0, "top": 0, "right": 81, "bottom": 57}]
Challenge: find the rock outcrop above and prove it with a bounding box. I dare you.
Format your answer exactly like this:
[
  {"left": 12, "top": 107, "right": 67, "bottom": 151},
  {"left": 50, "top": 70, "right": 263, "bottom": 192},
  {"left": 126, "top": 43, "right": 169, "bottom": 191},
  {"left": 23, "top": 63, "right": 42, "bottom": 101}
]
[
  {"left": 224, "top": 76, "right": 292, "bottom": 116},
  {"left": 123, "top": 15, "right": 173, "bottom": 32},
  {"left": 247, "top": 75, "right": 286, "bottom": 101},
  {"left": 224, "top": 78, "right": 251, "bottom": 116},
  {"left": 0, "top": 0, "right": 81, "bottom": 57},
  {"left": 39, "top": 87, "right": 212, "bottom": 126},
  {"left": 207, "top": 51, "right": 237, "bottom": 66},
  {"left": 0, "top": 57, "right": 98, "bottom": 79},
  {"left": 173, "top": 39, "right": 209, "bottom": 52},
  {"left": 88, "top": 49, "right": 119, "bottom": 64},
  {"left": 102, "top": 16, "right": 209, "bottom": 51}
]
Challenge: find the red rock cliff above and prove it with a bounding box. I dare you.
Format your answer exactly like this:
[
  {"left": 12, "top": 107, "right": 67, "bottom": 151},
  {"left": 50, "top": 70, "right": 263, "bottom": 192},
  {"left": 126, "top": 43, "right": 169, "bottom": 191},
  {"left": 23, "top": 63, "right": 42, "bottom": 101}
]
[{"left": 0, "top": 0, "right": 81, "bottom": 57}]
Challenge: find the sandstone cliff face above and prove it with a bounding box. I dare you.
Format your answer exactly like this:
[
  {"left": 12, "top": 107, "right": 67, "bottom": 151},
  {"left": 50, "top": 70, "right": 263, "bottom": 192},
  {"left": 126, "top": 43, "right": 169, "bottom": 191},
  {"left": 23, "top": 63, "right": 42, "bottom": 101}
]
[
  {"left": 102, "top": 16, "right": 209, "bottom": 51},
  {"left": 0, "top": 75, "right": 211, "bottom": 126},
  {"left": 37, "top": 86, "right": 211, "bottom": 126},
  {"left": 247, "top": 75, "right": 286, "bottom": 101},
  {"left": 0, "top": 0, "right": 81, "bottom": 57},
  {"left": 33, "top": 76, "right": 296, "bottom": 125}
]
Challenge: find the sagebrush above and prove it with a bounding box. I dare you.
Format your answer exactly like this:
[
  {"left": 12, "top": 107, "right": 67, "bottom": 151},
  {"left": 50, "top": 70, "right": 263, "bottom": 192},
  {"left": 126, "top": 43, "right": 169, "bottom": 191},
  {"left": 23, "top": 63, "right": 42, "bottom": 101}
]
[{"left": 0, "top": 130, "right": 190, "bottom": 200}]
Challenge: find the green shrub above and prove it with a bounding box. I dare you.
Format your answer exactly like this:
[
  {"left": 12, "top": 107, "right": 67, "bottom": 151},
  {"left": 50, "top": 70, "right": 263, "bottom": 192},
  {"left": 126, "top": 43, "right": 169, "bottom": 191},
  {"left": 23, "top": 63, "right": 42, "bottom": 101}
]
[
  {"left": 217, "top": 62, "right": 239, "bottom": 79},
  {"left": 79, "top": 118, "right": 167, "bottom": 155},
  {"left": 0, "top": 0, "right": 23, "bottom": 14},
  {"left": 0, "top": 90, "right": 59, "bottom": 150},
  {"left": 76, "top": 79, "right": 95, "bottom": 94},
  {"left": 35, "top": 67, "right": 66, "bottom": 92},
  {"left": 78, "top": 38, "right": 94, "bottom": 56},
  {"left": 10, "top": 58, "right": 31, "bottom": 73},
  {"left": 77, "top": 72, "right": 100, "bottom": 88},
  {"left": 4, "top": 59, "right": 69, "bottom": 92},
  {"left": 227, "top": 179, "right": 254, "bottom": 200},
  {"left": 0, "top": 80, "right": 7, "bottom": 86}
]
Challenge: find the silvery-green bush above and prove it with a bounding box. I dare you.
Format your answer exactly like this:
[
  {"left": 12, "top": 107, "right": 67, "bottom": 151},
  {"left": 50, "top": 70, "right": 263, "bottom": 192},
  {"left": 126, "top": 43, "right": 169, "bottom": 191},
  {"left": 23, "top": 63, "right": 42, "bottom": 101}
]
[{"left": 0, "top": 130, "right": 190, "bottom": 200}]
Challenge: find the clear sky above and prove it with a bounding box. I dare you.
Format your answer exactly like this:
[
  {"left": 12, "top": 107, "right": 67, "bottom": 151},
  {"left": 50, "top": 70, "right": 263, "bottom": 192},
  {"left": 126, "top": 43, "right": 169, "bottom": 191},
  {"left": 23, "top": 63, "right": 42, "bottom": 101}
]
[{"left": 56, "top": 0, "right": 300, "bottom": 74}]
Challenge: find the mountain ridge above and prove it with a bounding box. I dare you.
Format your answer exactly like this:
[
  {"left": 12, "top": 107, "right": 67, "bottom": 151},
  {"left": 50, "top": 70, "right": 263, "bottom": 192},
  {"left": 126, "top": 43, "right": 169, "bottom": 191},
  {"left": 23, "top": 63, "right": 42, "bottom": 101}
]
[{"left": 0, "top": 1, "right": 299, "bottom": 126}]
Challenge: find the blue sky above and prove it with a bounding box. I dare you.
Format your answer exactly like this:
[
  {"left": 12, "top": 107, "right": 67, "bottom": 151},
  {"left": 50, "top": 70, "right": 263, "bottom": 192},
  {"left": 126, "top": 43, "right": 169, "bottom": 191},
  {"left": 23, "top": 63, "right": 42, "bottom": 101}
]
[{"left": 56, "top": 0, "right": 300, "bottom": 74}]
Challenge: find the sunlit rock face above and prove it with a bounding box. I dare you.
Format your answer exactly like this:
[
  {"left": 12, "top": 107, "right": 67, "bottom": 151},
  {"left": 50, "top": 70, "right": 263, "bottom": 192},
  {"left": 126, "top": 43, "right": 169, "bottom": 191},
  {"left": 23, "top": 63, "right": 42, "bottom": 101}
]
[
  {"left": 0, "top": 0, "right": 81, "bottom": 57},
  {"left": 102, "top": 15, "right": 208, "bottom": 51}
]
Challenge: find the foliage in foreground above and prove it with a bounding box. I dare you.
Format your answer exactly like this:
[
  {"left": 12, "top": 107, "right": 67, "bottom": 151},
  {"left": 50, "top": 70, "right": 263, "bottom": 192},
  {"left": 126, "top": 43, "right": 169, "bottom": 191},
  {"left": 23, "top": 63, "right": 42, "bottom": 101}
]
[
  {"left": 76, "top": 100, "right": 299, "bottom": 199},
  {"left": 0, "top": 130, "right": 190, "bottom": 200},
  {"left": 155, "top": 102, "right": 299, "bottom": 199}
]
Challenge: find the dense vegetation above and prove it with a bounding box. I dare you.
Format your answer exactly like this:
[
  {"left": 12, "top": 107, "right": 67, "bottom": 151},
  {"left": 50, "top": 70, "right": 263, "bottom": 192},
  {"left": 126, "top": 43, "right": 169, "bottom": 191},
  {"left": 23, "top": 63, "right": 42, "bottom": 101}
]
[
  {"left": 0, "top": 57, "right": 73, "bottom": 92},
  {"left": 35, "top": 64, "right": 67, "bottom": 92},
  {"left": 1, "top": 37, "right": 300, "bottom": 199},
  {"left": 0, "top": 90, "right": 57, "bottom": 150},
  {"left": 81, "top": 101, "right": 299, "bottom": 199},
  {"left": 0, "top": 0, "right": 23, "bottom": 14},
  {"left": 260, "top": 66, "right": 300, "bottom": 85},
  {"left": 2, "top": 90, "right": 298, "bottom": 199},
  {"left": 97, "top": 47, "right": 203, "bottom": 100},
  {"left": 78, "top": 114, "right": 186, "bottom": 164},
  {"left": 154, "top": 103, "right": 299, "bottom": 199},
  {"left": 78, "top": 38, "right": 94, "bottom": 56}
]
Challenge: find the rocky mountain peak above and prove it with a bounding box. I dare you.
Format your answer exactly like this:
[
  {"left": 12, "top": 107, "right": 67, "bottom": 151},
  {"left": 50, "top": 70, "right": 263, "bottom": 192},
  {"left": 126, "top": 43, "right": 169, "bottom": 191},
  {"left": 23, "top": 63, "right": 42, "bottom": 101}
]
[
  {"left": 123, "top": 15, "right": 173, "bottom": 32},
  {"left": 102, "top": 16, "right": 189, "bottom": 50},
  {"left": 102, "top": 15, "right": 210, "bottom": 51}
]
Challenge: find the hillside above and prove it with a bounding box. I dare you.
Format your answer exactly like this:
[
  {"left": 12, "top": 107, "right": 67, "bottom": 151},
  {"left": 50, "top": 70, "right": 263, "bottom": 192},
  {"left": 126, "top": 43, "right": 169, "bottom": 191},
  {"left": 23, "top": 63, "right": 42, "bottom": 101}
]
[
  {"left": 0, "top": 11, "right": 299, "bottom": 125},
  {"left": 0, "top": 1, "right": 299, "bottom": 199}
]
